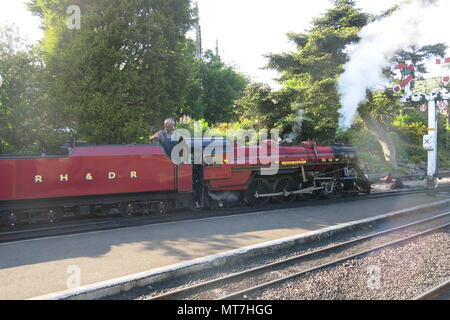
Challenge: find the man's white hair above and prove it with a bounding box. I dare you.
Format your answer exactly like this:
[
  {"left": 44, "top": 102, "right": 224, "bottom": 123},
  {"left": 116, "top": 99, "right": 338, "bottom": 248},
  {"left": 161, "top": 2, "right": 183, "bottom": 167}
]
[{"left": 164, "top": 118, "right": 175, "bottom": 126}]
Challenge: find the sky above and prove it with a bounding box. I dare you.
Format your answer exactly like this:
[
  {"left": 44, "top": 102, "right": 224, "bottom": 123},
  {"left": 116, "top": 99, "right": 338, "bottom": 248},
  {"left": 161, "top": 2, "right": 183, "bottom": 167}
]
[
  {"left": 0, "top": 0, "right": 403, "bottom": 87},
  {"left": 194, "top": 0, "right": 400, "bottom": 87}
]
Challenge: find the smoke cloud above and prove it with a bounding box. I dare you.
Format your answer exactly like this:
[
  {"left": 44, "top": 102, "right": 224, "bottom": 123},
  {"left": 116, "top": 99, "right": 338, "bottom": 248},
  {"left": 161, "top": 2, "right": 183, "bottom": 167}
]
[{"left": 338, "top": 0, "right": 450, "bottom": 129}]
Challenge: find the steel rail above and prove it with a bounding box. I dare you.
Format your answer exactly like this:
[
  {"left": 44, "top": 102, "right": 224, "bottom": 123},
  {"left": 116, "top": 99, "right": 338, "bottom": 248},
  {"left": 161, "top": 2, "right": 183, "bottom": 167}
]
[
  {"left": 1, "top": 181, "right": 449, "bottom": 246},
  {"left": 218, "top": 222, "right": 449, "bottom": 300},
  {"left": 2, "top": 185, "right": 448, "bottom": 243},
  {"left": 149, "top": 212, "right": 450, "bottom": 300},
  {"left": 413, "top": 279, "right": 450, "bottom": 300}
]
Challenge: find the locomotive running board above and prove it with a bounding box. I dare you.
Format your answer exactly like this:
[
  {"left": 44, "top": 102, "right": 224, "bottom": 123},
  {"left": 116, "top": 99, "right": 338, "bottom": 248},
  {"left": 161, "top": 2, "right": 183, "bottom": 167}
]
[{"left": 255, "top": 186, "right": 324, "bottom": 199}]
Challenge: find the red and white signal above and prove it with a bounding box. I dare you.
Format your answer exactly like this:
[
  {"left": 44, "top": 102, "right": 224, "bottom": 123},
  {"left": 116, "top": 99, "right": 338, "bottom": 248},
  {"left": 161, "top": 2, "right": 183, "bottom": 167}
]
[
  {"left": 436, "top": 57, "right": 450, "bottom": 84},
  {"left": 392, "top": 64, "right": 415, "bottom": 93}
]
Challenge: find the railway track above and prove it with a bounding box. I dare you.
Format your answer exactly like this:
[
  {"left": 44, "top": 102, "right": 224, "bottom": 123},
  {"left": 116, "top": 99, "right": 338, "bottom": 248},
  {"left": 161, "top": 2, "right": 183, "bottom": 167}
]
[
  {"left": 146, "top": 212, "right": 450, "bottom": 300},
  {"left": 414, "top": 279, "right": 450, "bottom": 300},
  {"left": 1, "top": 185, "right": 449, "bottom": 244}
]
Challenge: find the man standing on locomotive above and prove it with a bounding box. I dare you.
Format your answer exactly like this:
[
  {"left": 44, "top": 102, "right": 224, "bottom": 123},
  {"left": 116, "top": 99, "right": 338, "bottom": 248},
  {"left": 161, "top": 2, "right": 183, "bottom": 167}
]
[
  {"left": 150, "top": 118, "right": 202, "bottom": 209},
  {"left": 150, "top": 118, "right": 177, "bottom": 144},
  {"left": 150, "top": 118, "right": 185, "bottom": 161}
]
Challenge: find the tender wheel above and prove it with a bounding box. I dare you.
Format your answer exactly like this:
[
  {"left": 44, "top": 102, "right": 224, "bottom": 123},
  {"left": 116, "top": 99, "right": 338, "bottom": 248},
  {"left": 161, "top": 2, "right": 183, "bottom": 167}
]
[
  {"left": 272, "top": 177, "right": 297, "bottom": 203},
  {"left": 142, "top": 202, "right": 152, "bottom": 215},
  {"left": 118, "top": 202, "right": 136, "bottom": 217},
  {"left": 6, "top": 213, "right": 17, "bottom": 228},
  {"left": 156, "top": 201, "right": 168, "bottom": 214},
  {"left": 48, "top": 208, "right": 64, "bottom": 223},
  {"left": 245, "top": 178, "right": 270, "bottom": 206}
]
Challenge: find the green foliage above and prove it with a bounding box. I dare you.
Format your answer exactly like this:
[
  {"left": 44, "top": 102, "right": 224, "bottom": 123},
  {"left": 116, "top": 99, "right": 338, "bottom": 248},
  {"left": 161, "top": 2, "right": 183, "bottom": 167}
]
[
  {"left": 399, "top": 144, "right": 427, "bottom": 163},
  {"left": 392, "top": 44, "right": 447, "bottom": 75},
  {"left": 392, "top": 110, "right": 428, "bottom": 145},
  {"left": 357, "top": 151, "right": 407, "bottom": 174},
  {"left": 175, "top": 116, "right": 269, "bottom": 146},
  {"left": 348, "top": 128, "right": 383, "bottom": 155},
  {"left": 1, "top": 0, "right": 447, "bottom": 174},
  {"left": 256, "top": 0, "right": 448, "bottom": 170},
  {"left": 439, "top": 149, "right": 450, "bottom": 169},
  {"left": 181, "top": 50, "right": 248, "bottom": 124},
  {"left": 176, "top": 116, "right": 254, "bottom": 137},
  {"left": 176, "top": 116, "right": 210, "bottom": 136},
  {"left": 235, "top": 83, "right": 299, "bottom": 135},
  {"left": 312, "top": 0, "right": 367, "bottom": 30},
  {"left": 0, "top": 26, "right": 69, "bottom": 154},
  {"left": 28, "top": 0, "right": 196, "bottom": 144},
  {"left": 255, "top": 1, "right": 368, "bottom": 142}
]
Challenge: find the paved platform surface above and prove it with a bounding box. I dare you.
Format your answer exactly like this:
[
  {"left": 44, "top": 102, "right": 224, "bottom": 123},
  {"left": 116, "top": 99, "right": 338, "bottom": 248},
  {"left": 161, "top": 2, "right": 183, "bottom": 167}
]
[{"left": 1, "top": 193, "right": 449, "bottom": 299}]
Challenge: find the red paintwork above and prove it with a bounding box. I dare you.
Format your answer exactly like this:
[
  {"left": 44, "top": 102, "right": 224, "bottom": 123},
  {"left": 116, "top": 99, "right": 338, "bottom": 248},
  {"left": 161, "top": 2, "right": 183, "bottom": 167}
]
[
  {"left": 205, "top": 142, "right": 337, "bottom": 192},
  {"left": 208, "top": 171, "right": 252, "bottom": 191},
  {"left": 204, "top": 165, "right": 232, "bottom": 180},
  {"left": 0, "top": 141, "right": 341, "bottom": 202},
  {"left": 0, "top": 145, "right": 177, "bottom": 201},
  {"left": 220, "top": 143, "right": 335, "bottom": 167},
  {"left": 177, "top": 165, "right": 193, "bottom": 192}
]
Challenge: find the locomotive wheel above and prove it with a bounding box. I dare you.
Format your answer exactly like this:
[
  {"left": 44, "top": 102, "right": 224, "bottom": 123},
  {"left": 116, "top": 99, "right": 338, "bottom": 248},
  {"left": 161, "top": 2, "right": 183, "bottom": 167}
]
[
  {"left": 47, "top": 208, "right": 64, "bottom": 223},
  {"left": 272, "top": 177, "right": 297, "bottom": 203},
  {"left": 245, "top": 178, "right": 270, "bottom": 206},
  {"left": 118, "top": 202, "right": 136, "bottom": 217},
  {"left": 322, "top": 185, "right": 343, "bottom": 200}
]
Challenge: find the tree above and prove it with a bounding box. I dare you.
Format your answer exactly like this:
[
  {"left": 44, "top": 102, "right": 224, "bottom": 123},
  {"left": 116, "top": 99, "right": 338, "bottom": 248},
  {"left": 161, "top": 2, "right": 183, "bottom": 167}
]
[
  {"left": 235, "top": 83, "right": 298, "bottom": 134},
  {"left": 263, "top": 0, "right": 445, "bottom": 169},
  {"left": 263, "top": 0, "right": 368, "bottom": 143},
  {"left": 181, "top": 50, "right": 248, "bottom": 124},
  {"left": 0, "top": 26, "right": 65, "bottom": 154},
  {"left": 28, "top": 0, "right": 196, "bottom": 144}
]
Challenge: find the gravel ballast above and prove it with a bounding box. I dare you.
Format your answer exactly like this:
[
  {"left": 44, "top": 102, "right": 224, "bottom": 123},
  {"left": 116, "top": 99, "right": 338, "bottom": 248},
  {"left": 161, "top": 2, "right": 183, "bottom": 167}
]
[
  {"left": 104, "top": 210, "right": 450, "bottom": 300},
  {"left": 253, "top": 229, "right": 450, "bottom": 300}
]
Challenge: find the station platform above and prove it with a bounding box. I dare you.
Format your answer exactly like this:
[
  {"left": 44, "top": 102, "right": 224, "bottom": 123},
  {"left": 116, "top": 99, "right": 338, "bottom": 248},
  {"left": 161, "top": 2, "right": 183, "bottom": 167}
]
[{"left": 1, "top": 193, "right": 449, "bottom": 299}]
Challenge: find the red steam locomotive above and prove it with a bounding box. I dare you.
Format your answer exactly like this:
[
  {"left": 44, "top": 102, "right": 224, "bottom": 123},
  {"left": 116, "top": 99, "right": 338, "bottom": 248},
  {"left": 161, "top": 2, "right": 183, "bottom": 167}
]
[{"left": 0, "top": 139, "right": 370, "bottom": 227}]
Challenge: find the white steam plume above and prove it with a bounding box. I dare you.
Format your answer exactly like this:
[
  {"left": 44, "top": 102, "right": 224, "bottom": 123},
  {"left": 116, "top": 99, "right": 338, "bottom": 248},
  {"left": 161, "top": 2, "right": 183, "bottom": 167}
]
[{"left": 338, "top": 0, "right": 450, "bottom": 129}]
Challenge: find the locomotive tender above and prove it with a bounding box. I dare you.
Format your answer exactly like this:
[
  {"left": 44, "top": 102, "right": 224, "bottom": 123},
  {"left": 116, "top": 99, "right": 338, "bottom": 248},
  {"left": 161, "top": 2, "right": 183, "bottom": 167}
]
[{"left": 0, "top": 139, "right": 370, "bottom": 227}]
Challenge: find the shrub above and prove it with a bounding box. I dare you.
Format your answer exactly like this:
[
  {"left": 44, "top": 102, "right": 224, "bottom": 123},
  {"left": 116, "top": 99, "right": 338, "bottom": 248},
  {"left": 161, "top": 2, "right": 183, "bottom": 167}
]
[{"left": 392, "top": 121, "right": 427, "bottom": 145}]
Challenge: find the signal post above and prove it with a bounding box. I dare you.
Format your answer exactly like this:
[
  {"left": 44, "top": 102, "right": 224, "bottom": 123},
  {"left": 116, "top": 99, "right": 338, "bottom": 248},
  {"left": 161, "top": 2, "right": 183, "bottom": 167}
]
[{"left": 394, "top": 59, "right": 450, "bottom": 195}]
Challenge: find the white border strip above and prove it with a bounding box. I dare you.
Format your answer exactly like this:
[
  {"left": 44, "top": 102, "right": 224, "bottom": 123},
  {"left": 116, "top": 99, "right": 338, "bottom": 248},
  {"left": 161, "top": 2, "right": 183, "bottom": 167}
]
[{"left": 30, "top": 198, "right": 450, "bottom": 300}]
